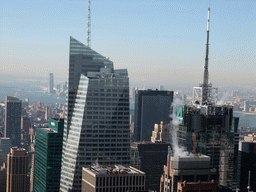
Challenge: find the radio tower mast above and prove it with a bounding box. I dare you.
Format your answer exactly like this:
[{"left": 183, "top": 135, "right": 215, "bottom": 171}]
[
  {"left": 202, "top": 7, "right": 211, "bottom": 105},
  {"left": 87, "top": 0, "right": 91, "bottom": 47}
]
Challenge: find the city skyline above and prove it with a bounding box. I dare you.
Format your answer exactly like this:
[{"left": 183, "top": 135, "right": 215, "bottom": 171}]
[{"left": 0, "top": 0, "right": 255, "bottom": 89}]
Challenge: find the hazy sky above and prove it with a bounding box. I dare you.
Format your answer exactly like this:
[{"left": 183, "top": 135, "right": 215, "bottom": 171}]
[{"left": 0, "top": 0, "right": 255, "bottom": 89}]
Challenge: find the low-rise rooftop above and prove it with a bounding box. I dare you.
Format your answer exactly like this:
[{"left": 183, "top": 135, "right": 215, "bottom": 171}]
[{"left": 85, "top": 165, "right": 145, "bottom": 176}]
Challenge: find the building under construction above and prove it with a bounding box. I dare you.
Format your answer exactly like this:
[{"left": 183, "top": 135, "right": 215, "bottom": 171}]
[
  {"left": 176, "top": 8, "right": 239, "bottom": 191},
  {"left": 177, "top": 104, "right": 239, "bottom": 190}
]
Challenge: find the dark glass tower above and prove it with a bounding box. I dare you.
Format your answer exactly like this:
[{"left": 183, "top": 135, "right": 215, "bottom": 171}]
[
  {"left": 34, "top": 118, "right": 64, "bottom": 192},
  {"left": 131, "top": 142, "right": 170, "bottom": 191},
  {"left": 134, "top": 90, "right": 173, "bottom": 142},
  {"left": 238, "top": 141, "right": 256, "bottom": 192},
  {"left": 60, "top": 37, "right": 130, "bottom": 191},
  {"left": 5, "top": 96, "right": 22, "bottom": 147}
]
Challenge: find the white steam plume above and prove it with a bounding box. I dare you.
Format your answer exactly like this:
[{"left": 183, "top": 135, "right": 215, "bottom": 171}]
[
  {"left": 170, "top": 98, "right": 190, "bottom": 157},
  {"left": 216, "top": 91, "right": 230, "bottom": 105}
]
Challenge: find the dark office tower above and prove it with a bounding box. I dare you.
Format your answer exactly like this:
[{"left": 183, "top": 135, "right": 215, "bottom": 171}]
[
  {"left": 5, "top": 96, "right": 22, "bottom": 147},
  {"left": 238, "top": 141, "right": 256, "bottom": 192},
  {"left": 60, "top": 37, "right": 130, "bottom": 191},
  {"left": 21, "top": 117, "right": 31, "bottom": 133},
  {"left": 177, "top": 8, "right": 240, "bottom": 191},
  {"left": 134, "top": 90, "right": 173, "bottom": 142},
  {"left": 34, "top": 118, "right": 64, "bottom": 192},
  {"left": 6, "top": 147, "right": 28, "bottom": 192},
  {"left": 48, "top": 73, "right": 54, "bottom": 94},
  {"left": 131, "top": 142, "right": 170, "bottom": 191},
  {"left": 21, "top": 117, "right": 31, "bottom": 146}
]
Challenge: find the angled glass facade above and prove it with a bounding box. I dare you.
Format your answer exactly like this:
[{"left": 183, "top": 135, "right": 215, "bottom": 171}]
[{"left": 60, "top": 37, "right": 130, "bottom": 191}]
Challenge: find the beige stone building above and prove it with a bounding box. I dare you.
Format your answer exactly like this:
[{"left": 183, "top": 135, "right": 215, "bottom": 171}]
[
  {"left": 6, "top": 147, "right": 28, "bottom": 192},
  {"left": 82, "top": 165, "right": 146, "bottom": 192},
  {"left": 151, "top": 121, "right": 172, "bottom": 143},
  {"left": 160, "top": 155, "right": 217, "bottom": 192},
  {"left": 244, "top": 133, "right": 256, "bottom": 142}
]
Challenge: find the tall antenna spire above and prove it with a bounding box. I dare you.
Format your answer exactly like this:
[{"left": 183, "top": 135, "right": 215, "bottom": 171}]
[
  {"left": 202, "top": 7, "right": 210, "bottom": 104},
  {"left": 87, "top": 0, "right": 91, "bottom": 47}
]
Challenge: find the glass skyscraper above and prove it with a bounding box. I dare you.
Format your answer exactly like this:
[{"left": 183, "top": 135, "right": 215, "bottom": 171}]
[
  {"left": 5, "top": 96, "right": 22, "bottom": 147},
  {"left": 34, "top": 118, "right": 64, "bottom": 192},
  {"left": 60, "top": 37, "right": 130, "bottom": 191},
  {"left": 134, "top": 90, "right": 173, "bottom": 142}
]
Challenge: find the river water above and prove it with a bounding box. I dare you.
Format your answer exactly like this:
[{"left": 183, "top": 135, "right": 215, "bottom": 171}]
[{"left": 234, "top": 111, "right": 256, "bottom": 128}]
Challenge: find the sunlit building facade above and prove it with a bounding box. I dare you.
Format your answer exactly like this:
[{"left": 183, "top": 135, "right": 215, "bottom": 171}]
[{"left": 59, "top": 37, "right": 130, "bottom": 191}]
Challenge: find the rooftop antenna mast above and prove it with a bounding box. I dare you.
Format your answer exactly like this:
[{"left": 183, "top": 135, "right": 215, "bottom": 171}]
[
  {"left": 247, "top": 170, "right": 251, "bottom": 192},
  {"left": 87, "top": 0, "right": 91, "bottom": 47},
  {"left": 202, "top": 7, "right": 211, "bottom": 104}
]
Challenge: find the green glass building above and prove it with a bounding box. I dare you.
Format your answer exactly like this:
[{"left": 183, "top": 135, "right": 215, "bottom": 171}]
[{"left": 34, "top": 118, "right": 64, "bottom": 192}]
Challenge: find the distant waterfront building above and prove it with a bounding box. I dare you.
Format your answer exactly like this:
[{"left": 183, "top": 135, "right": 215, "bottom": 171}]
[
  {"left": 151, "top": 121, "right": 172, "bottom": 143},
  {"left": 160, "top": 155, "right": 217, "bottom": 192},
  {"left": 56, "top": 84, "right": 61, "bottom": 91},
  {"left": 48, "top": 73, "right": 54, "bottom": 94},
  {"left": 134, "top": 90, "right": 173, "bottom": 142},
  {"left": 159, "top": 85, "right": 164, "bottom": 91},
  {"left": 6, "top": 147, "right": 28, "bottom": 192},
  {"left": 5, "top": 96, "right": 22, "bottom": 147},
  {"left": 22, "top": 98, "right": 29, "bottom": 108},
  {"left": 34, "top": 118, "right": 64, "bottom": 192},
  {"left": 131, "top": 142, "right": 170, "bottom": 191},
  {"left": 59, "top": 37, "right": 130, "bottom": 191},
  {"left": 63, "top": 81, "right": 68, "bottom": 91},
  {"left": 82, "top": 165, "right": 146, "bottom": 192}
]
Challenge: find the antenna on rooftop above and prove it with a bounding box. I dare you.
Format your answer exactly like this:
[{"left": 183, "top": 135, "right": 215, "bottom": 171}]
[
  {"left": 201, "top": 7, "right": 211, "bottom": 105},
  {"left": 193, "top": 7, "right": 218, "bottom": 106},
  {"left": 247, "top": 170, "right": 251, "bottom": 192},
  {"left": 87, "top": 0, "right": 91, "bottom": 47}
]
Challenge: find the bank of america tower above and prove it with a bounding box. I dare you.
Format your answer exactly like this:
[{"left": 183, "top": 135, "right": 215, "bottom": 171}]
[{"left": 60, "top": 37, "right": 130, "bottom": 191}]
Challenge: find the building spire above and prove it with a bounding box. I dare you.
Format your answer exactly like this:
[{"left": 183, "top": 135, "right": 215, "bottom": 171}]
[
  {"left": 202, "top": 7, "right": 210, "bottom": 104},
  {"left": 87, "top": 0, "right": 91, "bottom": 47}
]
